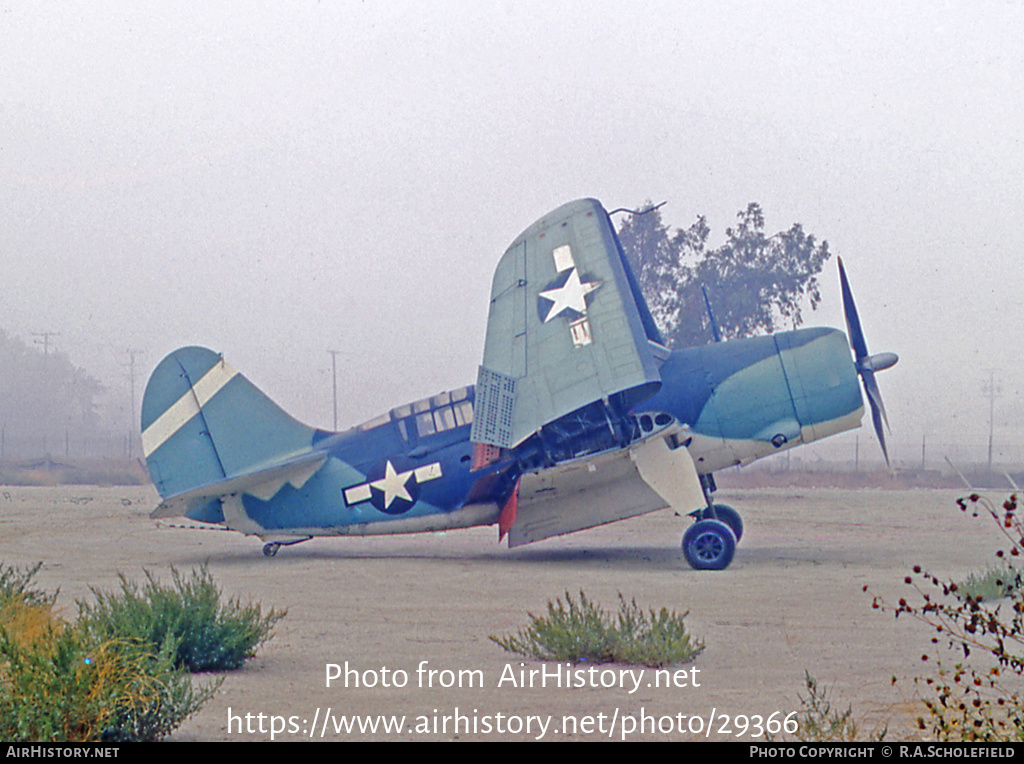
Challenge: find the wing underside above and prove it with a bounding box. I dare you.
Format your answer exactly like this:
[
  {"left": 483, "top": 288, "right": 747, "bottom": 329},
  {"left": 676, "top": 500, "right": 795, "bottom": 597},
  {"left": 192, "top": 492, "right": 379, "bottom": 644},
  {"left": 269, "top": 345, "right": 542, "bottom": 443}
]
[{"left": 508, "top": 430, "right": 704, "bottom": 546}]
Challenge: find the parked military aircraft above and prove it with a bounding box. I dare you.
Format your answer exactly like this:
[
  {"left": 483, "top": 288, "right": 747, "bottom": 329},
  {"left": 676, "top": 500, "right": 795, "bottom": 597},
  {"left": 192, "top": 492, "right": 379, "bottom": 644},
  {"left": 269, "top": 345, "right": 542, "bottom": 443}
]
[{"left": 140, "top": 198, "right": 896, "bottom": 569}]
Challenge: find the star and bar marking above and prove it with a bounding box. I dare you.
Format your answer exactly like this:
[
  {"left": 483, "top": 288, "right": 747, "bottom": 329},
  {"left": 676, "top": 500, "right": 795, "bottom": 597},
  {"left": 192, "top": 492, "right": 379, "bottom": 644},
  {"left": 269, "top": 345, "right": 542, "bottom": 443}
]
[
  {"left": 537, "top": 244, "right": 601, "bottom": 346},
  {"left": 343, "top": 460, "right": 443, "bottom": 514},
  {"left": 538, "top": 267, "right": 601, "bottom": 324}
]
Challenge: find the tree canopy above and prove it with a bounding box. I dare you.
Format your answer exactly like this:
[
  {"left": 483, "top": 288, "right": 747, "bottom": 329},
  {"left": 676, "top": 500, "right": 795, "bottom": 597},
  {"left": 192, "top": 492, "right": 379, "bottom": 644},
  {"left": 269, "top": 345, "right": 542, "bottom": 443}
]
[
  {"left": 0, "top": 330, "right": 106, "bottom": 444},
  {"left": 617, "top": 202, "right": 832, "bottom": 348}
]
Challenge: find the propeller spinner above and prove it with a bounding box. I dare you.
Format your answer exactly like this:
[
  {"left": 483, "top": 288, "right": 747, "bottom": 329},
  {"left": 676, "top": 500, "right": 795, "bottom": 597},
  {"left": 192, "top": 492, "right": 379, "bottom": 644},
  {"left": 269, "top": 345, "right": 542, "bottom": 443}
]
[{"left": 837, "top": 256, "right": 898, "bottom": 466}]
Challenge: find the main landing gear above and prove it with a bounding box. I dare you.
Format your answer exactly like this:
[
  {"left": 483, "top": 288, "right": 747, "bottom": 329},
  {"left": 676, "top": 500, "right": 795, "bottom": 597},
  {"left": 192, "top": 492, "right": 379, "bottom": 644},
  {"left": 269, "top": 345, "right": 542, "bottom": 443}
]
[
  {"left": 698, "top": 503, "right": 743, "bottom": 542},
  {"left": 682, "top": 514, "right": 737, "bottom": 571},
  {"left": 682, "top": 474, "right": 743, "bottom": 571}
]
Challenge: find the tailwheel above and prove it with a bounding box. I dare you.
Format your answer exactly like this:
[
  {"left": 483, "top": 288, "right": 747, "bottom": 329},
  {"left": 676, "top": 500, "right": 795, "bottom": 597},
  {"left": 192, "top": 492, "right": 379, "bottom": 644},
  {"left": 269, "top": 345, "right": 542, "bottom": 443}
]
[
  {"left": 261, "top": 536, "right": 312, "bottom": 557},
  {"left": 682, "top": 519, "right": 736, "bottom": 571},
  {"left": 699, "top": 503, "right": 743, "bottom": 543}
]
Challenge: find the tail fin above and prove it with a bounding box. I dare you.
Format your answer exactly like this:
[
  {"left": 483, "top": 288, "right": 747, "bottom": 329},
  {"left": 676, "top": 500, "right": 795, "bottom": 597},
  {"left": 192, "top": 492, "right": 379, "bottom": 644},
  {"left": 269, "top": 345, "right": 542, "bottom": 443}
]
[{"left": 141, "top": 347, "right": 317, "bottom": 500}]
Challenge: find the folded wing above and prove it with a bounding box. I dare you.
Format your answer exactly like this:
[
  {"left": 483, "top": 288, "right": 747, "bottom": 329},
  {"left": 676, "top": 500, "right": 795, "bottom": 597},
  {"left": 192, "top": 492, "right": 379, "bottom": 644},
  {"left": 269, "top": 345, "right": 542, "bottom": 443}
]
[{"left": 471, "top": 198, "right": 667, "bottom": 450}]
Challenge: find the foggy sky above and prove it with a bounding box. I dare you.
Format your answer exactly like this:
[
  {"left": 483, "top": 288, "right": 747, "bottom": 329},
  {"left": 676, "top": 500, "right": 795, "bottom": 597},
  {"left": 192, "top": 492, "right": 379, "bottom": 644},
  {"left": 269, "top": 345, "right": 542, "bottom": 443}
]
[{"left": 2, "top": 1, "right": 1022, "bottom": 464}]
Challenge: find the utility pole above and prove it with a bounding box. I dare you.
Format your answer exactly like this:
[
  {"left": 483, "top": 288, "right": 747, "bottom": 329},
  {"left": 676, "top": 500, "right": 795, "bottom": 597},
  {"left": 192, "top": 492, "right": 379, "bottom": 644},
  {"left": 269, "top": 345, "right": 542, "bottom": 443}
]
[
  {"left": 327, "top": 350, "right": 341, "bottom": 431},
  {"left": 32, "top": 331, "right": 60, "bottom": 357},
  {"left": 126, "top": 349, "right": 145, "bottom": 458},
  {"left": 983, "top": 370, "right": 1002, "bottom": 476}
]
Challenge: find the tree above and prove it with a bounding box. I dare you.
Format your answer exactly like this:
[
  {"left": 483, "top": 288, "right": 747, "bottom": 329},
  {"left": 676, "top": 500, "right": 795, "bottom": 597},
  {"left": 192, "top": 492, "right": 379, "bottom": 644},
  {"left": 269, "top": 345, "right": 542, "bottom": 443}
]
[
  {"left": 0, "top": 330, "right": 106, "bottom": 451},
  {"left": 617, "top": 203, "right": 707, "bottom": 342},
  {"left": 617, "top": 202, "right": 832, "bottom": 348}
]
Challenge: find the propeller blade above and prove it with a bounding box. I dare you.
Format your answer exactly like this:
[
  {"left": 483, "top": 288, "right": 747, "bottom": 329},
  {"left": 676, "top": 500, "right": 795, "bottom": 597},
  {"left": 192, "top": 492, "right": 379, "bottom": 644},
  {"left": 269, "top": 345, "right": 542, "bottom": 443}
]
[
  {"left": 838, "top": 256, "right": 868, "bottom": 362},
  {"left": 862, "top": 368, "right": 890, "bottom": 467},
  {"left": 861, "top": 367, "right": 890, "bottom": 432},
  {"left": 838, "top": 256, "right": 897, "bottom": 468}
]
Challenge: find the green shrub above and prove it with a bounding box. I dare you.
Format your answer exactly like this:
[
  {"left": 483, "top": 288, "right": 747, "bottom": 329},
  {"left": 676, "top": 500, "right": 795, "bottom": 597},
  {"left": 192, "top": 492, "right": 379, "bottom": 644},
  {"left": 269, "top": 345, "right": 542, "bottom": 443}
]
[
  {"left": 956, "top": 564, "right": 1020, "bottom": 602},
  {"left": 0, "top": 624, "right": 217, "bottom": 742},
  {"left": 96, "top": 640, "right": 220, "bottom": 742},
  {"left": 78, "top": 565, "right": 285, "bottom": 672},
  {"left": 0, "top": 572, "right": 217, "bottom": 742},
  {"left": 0, "top": 562, "right": 55, "bottom": 608},
  {"left": 491, "top": 591, "right": 703, "bottom": 667}
]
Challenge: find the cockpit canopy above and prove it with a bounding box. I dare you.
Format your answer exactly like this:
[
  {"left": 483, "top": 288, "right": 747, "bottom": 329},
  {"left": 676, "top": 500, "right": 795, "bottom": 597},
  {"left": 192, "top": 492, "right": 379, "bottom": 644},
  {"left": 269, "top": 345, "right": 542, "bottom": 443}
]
[{"left": 355, "top": 385, "right": 475, "bottom": 441}]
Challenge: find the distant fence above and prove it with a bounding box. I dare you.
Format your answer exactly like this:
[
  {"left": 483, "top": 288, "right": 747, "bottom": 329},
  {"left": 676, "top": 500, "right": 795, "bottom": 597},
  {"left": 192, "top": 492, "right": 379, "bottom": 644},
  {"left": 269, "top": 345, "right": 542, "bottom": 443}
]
[
  {"left": 0, "top": 431, "right": 136, "bottom": 461},
  {"left": 745, "top": 437, "right": 1024, "bottom": 479}
]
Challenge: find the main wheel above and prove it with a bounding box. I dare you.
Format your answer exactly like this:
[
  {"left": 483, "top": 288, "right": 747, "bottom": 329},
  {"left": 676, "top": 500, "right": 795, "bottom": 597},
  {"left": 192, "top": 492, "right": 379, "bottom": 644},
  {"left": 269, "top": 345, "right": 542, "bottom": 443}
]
[
  {"left": 700, "top": 504, "right": 743, "bottom": 542},
  {"left": 682, "top": 519, "right": 737, "bottom": 570},
  {"left": 263, "top": 542, "right": 281, "bottom": 558}
]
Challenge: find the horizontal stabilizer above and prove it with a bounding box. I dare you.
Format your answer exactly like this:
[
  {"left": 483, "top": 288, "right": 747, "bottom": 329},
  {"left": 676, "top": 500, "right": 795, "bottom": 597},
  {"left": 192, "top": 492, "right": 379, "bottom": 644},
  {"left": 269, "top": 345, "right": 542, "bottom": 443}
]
[{"left": 151, "top": 450, "right": 327, "bottom": 519}]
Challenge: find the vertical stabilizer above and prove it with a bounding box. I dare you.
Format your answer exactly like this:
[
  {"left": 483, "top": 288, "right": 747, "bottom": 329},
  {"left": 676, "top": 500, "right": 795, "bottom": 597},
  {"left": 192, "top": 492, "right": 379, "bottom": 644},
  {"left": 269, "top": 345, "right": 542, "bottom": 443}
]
[{"left": 141, "top": 347, "right": 317, "bottom": 500}]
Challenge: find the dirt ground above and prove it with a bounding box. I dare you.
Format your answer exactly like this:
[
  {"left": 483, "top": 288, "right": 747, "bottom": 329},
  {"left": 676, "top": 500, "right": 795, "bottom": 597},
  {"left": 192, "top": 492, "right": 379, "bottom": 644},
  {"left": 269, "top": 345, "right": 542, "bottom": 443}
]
[{"left": 0, "top": 485, "right": 1009, "bottom": 741}]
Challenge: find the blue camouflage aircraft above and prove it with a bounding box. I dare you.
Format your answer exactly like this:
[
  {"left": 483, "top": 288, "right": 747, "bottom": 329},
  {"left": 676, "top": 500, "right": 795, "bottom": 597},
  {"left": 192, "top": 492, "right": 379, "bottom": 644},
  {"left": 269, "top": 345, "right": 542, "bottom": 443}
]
[{"left": 141, "top": 199, "right": 896, "bottom": 569}]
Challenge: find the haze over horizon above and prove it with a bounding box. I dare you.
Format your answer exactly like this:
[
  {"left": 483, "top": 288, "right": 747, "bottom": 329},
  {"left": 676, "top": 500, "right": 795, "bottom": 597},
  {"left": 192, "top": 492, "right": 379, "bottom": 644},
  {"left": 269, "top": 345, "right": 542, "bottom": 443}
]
[{"left": 2, "top": 2, "right": 1021, "bottom": 468}]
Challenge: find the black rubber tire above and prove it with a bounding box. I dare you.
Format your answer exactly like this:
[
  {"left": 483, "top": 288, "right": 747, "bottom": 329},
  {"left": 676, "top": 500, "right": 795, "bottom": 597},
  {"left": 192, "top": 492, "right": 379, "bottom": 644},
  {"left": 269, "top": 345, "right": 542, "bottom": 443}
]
[
  {"left": 700, "top": 503, "right": 743, "bottom": 543},
  {"left": 682, "top": 519, "right": 737, "bottom": 570}
]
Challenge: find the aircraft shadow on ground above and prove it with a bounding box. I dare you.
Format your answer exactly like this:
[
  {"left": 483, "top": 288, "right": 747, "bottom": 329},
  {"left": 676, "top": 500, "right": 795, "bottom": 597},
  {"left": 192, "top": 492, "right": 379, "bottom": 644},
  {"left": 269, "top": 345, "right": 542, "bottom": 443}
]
[{"left": 163, "top": 542, "right": 688, "bottom": 571}]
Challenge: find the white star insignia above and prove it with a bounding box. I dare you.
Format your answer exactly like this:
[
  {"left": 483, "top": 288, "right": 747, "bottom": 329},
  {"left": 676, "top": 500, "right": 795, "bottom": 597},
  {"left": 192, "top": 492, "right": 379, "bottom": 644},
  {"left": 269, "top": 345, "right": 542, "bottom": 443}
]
[
  {"left": 539, "top": 268, "right": 601, "bottom": 323},
  {"left": 370, "top": 460, "right": 414, "bottom": 510},
  {"left": 343, "top": 461, "right": 444, "bottom": 510}
]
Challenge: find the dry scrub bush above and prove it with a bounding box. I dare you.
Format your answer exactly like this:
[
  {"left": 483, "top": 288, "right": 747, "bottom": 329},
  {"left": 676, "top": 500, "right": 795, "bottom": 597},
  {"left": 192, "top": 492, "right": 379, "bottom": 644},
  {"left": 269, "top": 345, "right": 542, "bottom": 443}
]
[
  {"left": 772, "top": 671, "right": 887, "bottom": 743},
  {"left": 869, "top": 494, "right": 1024, "bottom": 741}
]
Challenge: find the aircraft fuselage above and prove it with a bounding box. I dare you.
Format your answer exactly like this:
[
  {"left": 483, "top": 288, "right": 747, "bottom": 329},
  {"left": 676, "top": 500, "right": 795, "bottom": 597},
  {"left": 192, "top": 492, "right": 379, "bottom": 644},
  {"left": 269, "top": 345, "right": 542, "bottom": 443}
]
[{"left": 180, "top": 325, "right": 862, "bottom": 542}]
